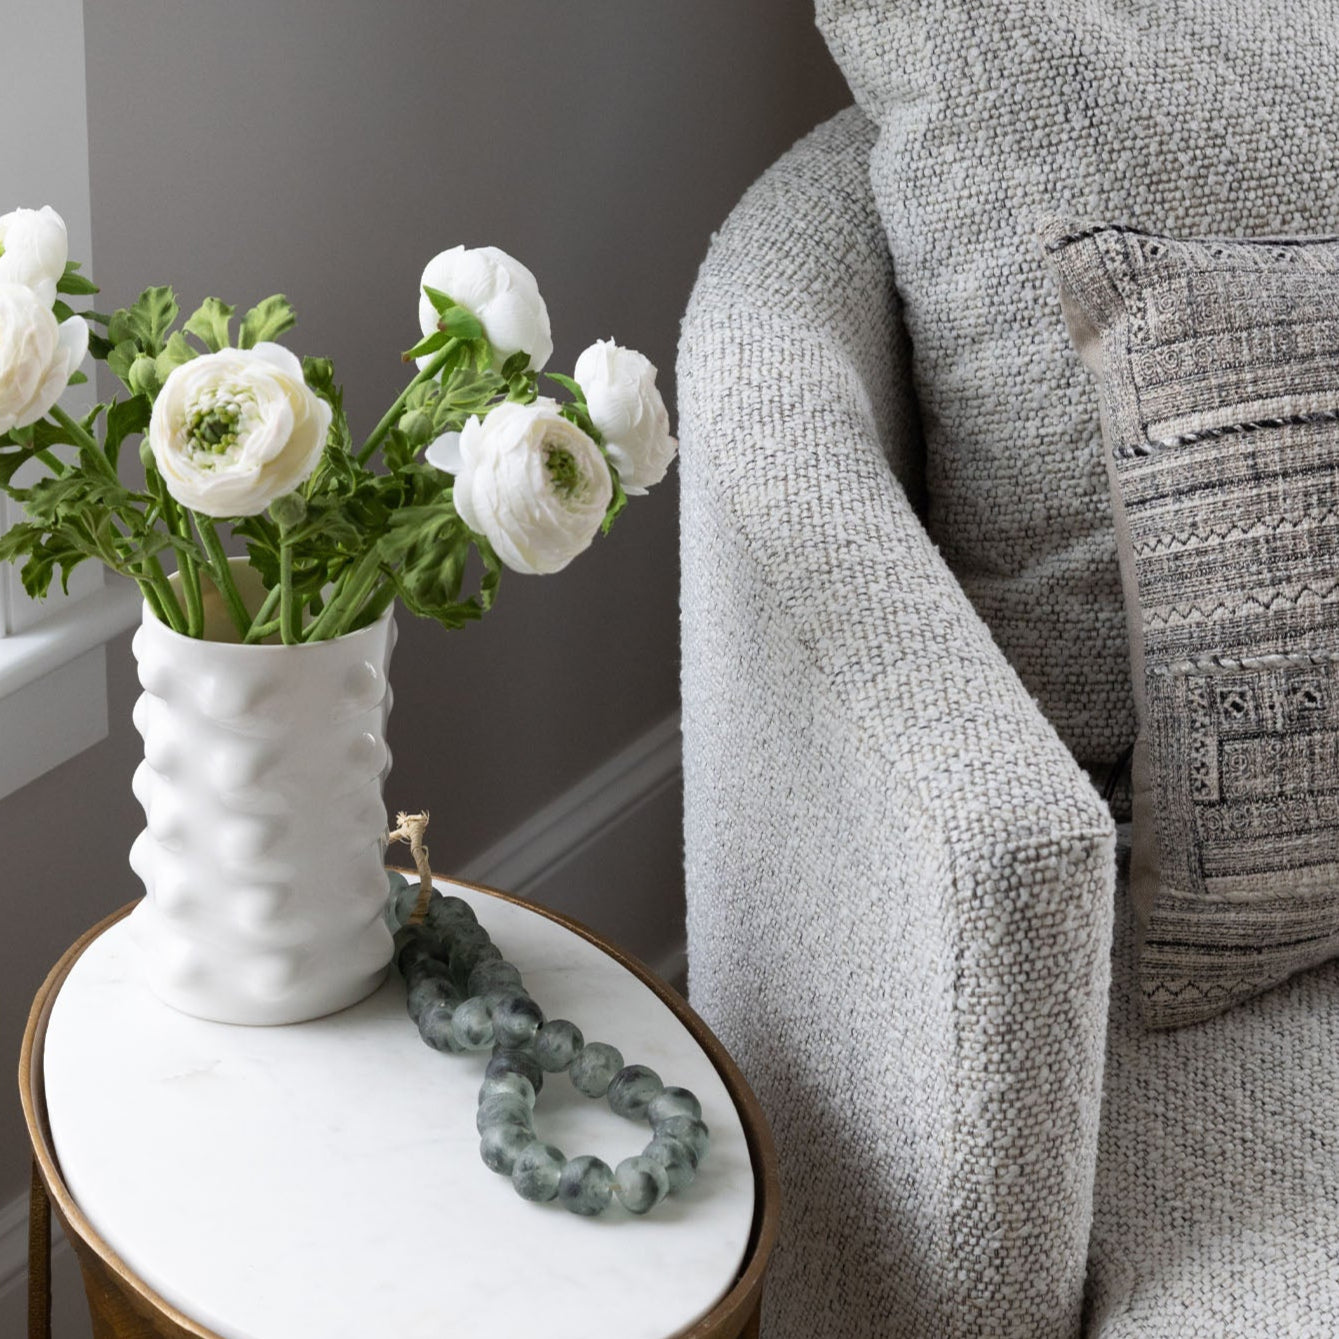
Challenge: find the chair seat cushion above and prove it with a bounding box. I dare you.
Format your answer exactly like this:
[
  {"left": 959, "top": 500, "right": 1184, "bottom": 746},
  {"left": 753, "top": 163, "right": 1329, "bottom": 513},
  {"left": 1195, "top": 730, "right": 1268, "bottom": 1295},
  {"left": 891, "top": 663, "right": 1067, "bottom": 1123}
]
[{"left": 1087, "top": 828, "right": 1339, "bottom": 1335}]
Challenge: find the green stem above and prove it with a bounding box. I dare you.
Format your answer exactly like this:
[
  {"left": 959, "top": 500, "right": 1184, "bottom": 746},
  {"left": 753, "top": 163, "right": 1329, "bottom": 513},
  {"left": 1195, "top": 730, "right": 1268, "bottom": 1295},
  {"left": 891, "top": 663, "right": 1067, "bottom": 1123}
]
[
  {"left": 279, "top": 541, "right": 298, "bottom": 645},
  {"left": 355, "top": 342, "right": 457, "bottom": 467},
  {"left": 48, "top": 404, "right": 119, "bottom": 486},
  {"left": 244, "top": 586, "right": 282, "bottom": 643},
  {"left": 192, "top": 513, "right": 250, "bottom": 639},
  {"left": 141, "top": 553, "right": 186, "bottom": 633},
  {"left": 351, "top": 576, "right": 397, "bottom": 630},
  {"left": 303, "top": 549, "right": 382, "bottom": 642},
  {"left": 135, "top": 577, "right": 168, "bottom": 627},
  {"left": 246, "top": 617, "right": 281, "bottom": 642},
  {"left": 146, "top": 465, "right": 204, "bottom": 638},
  {"left": 35, "top": 449, "right": 65, "bottom": 476}
]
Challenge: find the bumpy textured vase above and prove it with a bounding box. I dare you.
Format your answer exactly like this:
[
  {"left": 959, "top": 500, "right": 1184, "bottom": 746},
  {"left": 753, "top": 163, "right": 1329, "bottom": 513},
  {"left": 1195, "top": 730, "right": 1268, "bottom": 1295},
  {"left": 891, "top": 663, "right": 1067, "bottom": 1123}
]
[{"left": 128, "top": 564, "right": 397, "bottom": 1024}]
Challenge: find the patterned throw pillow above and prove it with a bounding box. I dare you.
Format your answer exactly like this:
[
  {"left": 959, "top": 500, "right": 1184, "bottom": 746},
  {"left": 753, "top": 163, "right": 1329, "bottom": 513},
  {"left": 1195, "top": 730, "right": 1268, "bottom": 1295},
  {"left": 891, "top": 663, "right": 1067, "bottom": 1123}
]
[
  {"left": 1045, "top": 220, "right": 1339, "bottom": 1027},
  {"left": 814, "top": 1, "right": 1339, "bottom": 790}
]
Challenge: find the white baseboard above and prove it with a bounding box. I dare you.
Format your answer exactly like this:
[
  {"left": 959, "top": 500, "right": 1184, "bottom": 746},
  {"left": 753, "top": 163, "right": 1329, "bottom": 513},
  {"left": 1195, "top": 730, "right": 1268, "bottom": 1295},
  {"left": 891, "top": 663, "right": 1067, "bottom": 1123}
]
[
  {"left": 459, "top": 710, "right": 683, "bottom": 895},
  {"left": 0, "top": 707, "right": 687, "bottom": 1307}
]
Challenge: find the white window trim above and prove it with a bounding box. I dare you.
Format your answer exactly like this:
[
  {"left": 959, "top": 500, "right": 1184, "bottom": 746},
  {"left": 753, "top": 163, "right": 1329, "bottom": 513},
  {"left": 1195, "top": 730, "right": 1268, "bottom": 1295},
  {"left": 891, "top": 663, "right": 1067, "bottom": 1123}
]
[
  {"left": 0, "top": 580, "right": 141, "bottom": 700},
  {"left": 0, "top": 0, "right": 138, "bottom": 798}
]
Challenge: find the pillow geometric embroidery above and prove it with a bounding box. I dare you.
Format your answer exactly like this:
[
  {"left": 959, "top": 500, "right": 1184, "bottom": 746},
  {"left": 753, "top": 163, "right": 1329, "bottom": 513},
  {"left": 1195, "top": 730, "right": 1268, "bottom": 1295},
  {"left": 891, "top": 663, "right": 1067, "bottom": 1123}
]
[{"left": 1044, "top": 219, "right": 1339, "bottom": 1027}]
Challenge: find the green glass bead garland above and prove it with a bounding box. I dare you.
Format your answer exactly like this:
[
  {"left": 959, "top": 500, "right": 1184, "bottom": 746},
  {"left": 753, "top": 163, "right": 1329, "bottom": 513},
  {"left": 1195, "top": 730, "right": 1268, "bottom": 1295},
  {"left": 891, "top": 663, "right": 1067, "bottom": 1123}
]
[{"left": 386, "top": 870, "right": 711, "bottom": 1216}]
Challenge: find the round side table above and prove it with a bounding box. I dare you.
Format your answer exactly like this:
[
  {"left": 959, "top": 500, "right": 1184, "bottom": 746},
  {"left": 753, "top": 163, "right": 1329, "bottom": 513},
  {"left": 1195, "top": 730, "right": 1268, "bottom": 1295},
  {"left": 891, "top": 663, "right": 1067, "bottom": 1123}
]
[{"left": 20, "top": 876, "right": 779, "bottom": 1339}]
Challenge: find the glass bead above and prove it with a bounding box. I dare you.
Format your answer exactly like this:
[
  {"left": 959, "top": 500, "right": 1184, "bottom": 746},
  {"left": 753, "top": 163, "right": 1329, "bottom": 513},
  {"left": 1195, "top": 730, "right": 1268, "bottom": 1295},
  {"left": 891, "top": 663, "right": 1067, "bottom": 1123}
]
[
  {"left": 393, "top": 926, "right": 435, "bottom": 975},
  {"left": 645, "top": 1136, "right": 696, "bottom": 1193},
  {"left": 568, "top": 1041, "right": 624, "bottom": 1098},
  {"left": 468, "top": 959, "right": 524, "bottom": 997},
  {"left": 512, "top": 1142, "right": 566, "bottom": 1202},
  {"left": 606, "top": 1064, "right": 663, "bottom": 1120},
  {"left": 654, "top": 1115, "right": 709, "bottom": 1164},
  {"left": 443, "top": 894, "right": 479, "bottom": 924},
  {"left": 492, "top": 993, "right": 544, "bottom": 1048},
  {"left": 448, "top": 935, "right": 493, "bottom": 980},
  {"left": 417, "top": 998, "right": 460, "bottom": 1052},
  {"left": 479, "top": 1072, "right": 536, "bottom": 1109},
  {"left": 424, "top": 897, "right": 466, "bottom": 930},
  {"left": 476, "top": 1094, "right": 535, "bottom": 1136},
  {"left": 406, "top": 975, "right": 456, "bottom": 1024},
  {"left": 558, "top": 1155, "right": 614, "bottom": 1216},
  {"left": 534, "top": 1019, "right": 584, "bottom": 1073},
  {"left": 406, "top": 957, "right": 453, "bottom": 989},
  {"left": 647, "top": 1086, "right": 702, "bottom": 1126},
  {"left": 486, "top": 1046, "right": 544, "bottom": 1096},
  {"left": 614, "top": 1155, "right": 669, "bottom": 1215},
  {"left": 480, "top": 1122, "right": 534, "bottom": 1175},
  {"left": 450, "top": 997, "right": 495, "bottom": 1051}
]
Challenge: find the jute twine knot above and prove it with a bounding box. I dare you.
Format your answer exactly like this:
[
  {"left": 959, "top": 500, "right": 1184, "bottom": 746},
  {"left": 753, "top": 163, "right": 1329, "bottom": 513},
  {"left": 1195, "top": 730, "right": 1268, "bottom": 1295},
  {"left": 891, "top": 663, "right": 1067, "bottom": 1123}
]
[{"left": 387, "top": 810, "right": 433, "bottom": 922}]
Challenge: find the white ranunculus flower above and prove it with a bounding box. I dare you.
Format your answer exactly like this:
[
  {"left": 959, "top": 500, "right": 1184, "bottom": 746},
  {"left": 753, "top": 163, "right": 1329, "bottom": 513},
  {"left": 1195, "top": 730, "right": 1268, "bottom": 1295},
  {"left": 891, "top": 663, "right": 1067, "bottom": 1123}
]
[
  {"left": 425, "top": 429, "right": 462, "bottom": 475},
  {"left": 454, "top": 398, "right": 611, "bottom": 575},
  {"left": 418, "top": 245, "right": 553, "bottom": 374},
  {"left": 573, "top": 339, "right": 677, "bottom": 494},
  {"left": 148, "top": 343, "right": 332, "bottom": 517},
  {"left": 0, "top": 282, "right": 88, "bottom": 435},
  {"left": 0, "top": 206, "right": 70, "bottom": 309}
]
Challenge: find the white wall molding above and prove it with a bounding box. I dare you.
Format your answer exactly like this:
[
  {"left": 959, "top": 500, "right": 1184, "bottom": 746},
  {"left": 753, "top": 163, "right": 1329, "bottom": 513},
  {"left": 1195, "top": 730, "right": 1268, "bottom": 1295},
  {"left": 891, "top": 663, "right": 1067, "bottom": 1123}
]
[
  {"left": 0, "top": 582, "right": 141, "bottom": 801},
  {"left": 0, "top": 706, "right": 686, "bottom": 1307},
  {"left": 459, "top": 710, "right": 683, "bottom": 898}
]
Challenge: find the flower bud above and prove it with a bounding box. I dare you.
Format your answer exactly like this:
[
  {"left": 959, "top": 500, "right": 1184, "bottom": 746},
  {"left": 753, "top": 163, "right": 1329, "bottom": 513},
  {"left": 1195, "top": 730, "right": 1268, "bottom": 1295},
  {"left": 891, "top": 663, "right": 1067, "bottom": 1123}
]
[
  {"left": 127, "top": 355, "right": 161, "bottom": 398},
  {"left": 399, "top": 408, "right": 433, "bottom": 449},
  {"left": 269, "top": 491, "right": 308, "bottom": 531}
]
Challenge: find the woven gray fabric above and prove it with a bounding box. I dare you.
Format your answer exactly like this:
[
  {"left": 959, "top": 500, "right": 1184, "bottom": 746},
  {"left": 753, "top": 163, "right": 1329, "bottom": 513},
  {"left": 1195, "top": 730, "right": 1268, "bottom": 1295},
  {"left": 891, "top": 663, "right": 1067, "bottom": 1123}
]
[
  {"left": 1088, "top": 827, "right": 1339, "bottom": 1335},
  {"left": 1047, "top": 221, "right": 1339, "bottom": 1027},
  {"left": 679, "top": 107, "right": 1116, "bottom": 1339},
  {"left": 814, "top": 0, "right": 1339, "bottom": 781}
]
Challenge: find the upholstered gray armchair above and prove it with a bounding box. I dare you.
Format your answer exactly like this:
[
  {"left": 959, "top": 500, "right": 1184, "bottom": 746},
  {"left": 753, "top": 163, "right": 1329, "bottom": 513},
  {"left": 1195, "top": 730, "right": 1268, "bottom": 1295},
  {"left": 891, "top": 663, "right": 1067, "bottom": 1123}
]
[{"left": 678, "top": 107, "right": 1339, "bottom": 1339}]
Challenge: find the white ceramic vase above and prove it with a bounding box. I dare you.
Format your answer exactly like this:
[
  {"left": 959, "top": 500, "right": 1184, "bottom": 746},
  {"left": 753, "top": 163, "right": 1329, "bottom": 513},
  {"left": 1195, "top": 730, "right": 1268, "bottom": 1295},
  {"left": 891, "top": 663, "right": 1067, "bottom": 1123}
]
[{"left": 127, "top": 560, "right": 397, "bottom": 1025}]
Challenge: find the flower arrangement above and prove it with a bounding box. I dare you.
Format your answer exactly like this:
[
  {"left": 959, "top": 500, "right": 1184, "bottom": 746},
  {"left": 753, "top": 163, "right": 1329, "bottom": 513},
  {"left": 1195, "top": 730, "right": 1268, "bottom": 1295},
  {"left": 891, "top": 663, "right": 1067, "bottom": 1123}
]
[{"left": 0, "top": 206, "right": 676, "bottom": 644}]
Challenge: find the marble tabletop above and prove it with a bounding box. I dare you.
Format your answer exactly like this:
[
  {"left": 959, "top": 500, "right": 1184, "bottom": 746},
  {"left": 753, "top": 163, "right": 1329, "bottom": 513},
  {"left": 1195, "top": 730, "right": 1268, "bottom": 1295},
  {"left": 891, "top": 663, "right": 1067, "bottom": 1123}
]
[{"left": 43, "top": 882, "right": 756, "bottom": 1339}]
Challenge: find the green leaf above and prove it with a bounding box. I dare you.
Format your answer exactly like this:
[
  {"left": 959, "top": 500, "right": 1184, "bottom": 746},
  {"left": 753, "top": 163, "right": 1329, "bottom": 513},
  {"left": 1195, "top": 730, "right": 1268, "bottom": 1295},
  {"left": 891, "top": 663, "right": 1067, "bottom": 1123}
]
[
  {"left": 558, "top": 400, "right": 602, "bottom": 446},
  {"left": 601, "top": 459, "right": 627, "bottom": 536},
  {"left": 107, "top": 286, "right": 179, "bottom": 356},
  {"left": 88, "top": 331, "right": 114, "bottom": 361},
  {"left": 56, "top": 261, "right": 99, "bottom": 297},
  {"left": 546, "top": 372, "right": 586, "bottom": 404},
  {"left": 302, "top": 357, "right": 350, "bottom": 457},
  {"left": 105, "top": 395, "right": 152, "bottom": 469},
  {"left": 438, "top": 307, "right": 482, "bottom": 341},
  {"left": 421, "top": 285, "right": 457, "bottom": 317},
  {"left": 52, "top": 299, "right": 75, "bottom": 323},
  {"left": 383, "top": 428, "right": 415, "bottom": 474},
  {"left": 500, "top": 351, "right": 531, "bottom": 380},
  {"left": 106, "top": 340, "right": 138, "bottom": 383},
  {"left": 66, "top": 370, "right": 88, "bottom": 386},
  {"left": 402, "top": 328, "right": 452, "bottom": 363},
  {"left": 238, "top": 295, "right": 297, "bottom": 349},
  {"left": 184, "top": 297, "right": 236, "bottom": 352},
  {"left": 0, "top": 444, "right": 45, "bottom": 491},
  {"left": 155, "top": 330, "right": 197, "bottom": 381}
]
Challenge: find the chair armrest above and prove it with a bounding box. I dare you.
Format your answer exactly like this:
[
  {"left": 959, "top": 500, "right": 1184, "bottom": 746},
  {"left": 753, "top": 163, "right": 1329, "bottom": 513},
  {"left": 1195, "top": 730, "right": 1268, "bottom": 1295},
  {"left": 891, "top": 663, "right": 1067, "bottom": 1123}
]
[{"left": 678, "top": 106, "right": 1116, "bottom": 1339}]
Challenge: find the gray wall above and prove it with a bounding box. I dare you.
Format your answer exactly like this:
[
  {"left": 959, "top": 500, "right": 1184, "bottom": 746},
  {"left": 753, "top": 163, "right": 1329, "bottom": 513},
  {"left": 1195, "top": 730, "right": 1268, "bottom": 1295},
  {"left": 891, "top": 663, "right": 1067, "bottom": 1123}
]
[{"left": 0, "top": 0, "right": 848, "bottom": 1244}]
